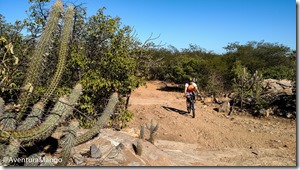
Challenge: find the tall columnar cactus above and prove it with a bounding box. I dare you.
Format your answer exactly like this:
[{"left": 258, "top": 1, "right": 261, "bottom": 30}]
[
  {"left": 17, "top": 0, "right": 64, "bottom": 121},
  {"left": 41, "top": 6, "right": 74, "bottom": 104},
  {"left": 0, "top": 0, "right": 121, "bottom": 166}
]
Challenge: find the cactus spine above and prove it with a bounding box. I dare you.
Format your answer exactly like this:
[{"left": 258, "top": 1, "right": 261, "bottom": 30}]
[
  {"left": 75, "top": 92, "right": 118, "bottom": 146},
  {"left": 41, "top": 6, "right": 74, "bottom": 104},
  {"left": 17, "top": 0, "right": 64, "bottom": 121}
]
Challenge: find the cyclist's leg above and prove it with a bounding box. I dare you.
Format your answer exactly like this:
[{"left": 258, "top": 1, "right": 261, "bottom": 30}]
[
  {"left": 186, "top": 98, "right": 190, "bottom": 112},
  {"left": 192, "top": 92, "right": 196, "bottom": 108},
  {"left": 186, "top": 94, "right": 191, "bottom": 113}
]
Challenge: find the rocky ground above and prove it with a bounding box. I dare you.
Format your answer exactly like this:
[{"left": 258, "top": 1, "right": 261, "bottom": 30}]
[{"left": 67, "top": 80, "right": 296, "bottom": 167}]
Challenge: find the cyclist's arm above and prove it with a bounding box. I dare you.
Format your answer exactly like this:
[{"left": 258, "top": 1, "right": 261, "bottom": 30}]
[
  {"left": 184, "top": 83, "right": 188, "bottom": 94},
  {"left": 195, "top": 87, "right": 200, "bottom": 94},
  {"left": 193, "top": 82, "right": 200, "bottom": 94}
]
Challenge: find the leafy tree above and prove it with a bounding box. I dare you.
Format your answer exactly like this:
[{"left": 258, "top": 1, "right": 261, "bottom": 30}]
[{"left": 0, "top": 15, "right": 28, "bottom": 101}]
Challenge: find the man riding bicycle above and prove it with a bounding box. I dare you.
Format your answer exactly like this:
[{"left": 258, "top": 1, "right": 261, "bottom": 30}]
[{"left": 184, "top": 77, "right": 200, "bottom": 113}]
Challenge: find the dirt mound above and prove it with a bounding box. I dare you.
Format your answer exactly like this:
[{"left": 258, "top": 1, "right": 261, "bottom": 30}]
[{"left": 124, "top": 80, "right": 296, "bottom": 166}]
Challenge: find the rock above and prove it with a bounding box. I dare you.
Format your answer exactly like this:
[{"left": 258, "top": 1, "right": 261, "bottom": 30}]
[
  {"left": 72, "top": 153, "right": 84, "bottom": 165},
  {"left": 90, "top": 144, "right": 101, "bottom": 158},
  {"left": 262, "top": 79, "right": 293, "bottom": 95},
  {"left": 218, "top": 101, "right": 230, "bottom": 113}
]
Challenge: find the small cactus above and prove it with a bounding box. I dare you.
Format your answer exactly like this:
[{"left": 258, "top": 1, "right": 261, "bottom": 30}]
[
  {"left": 136, "top": 140, "right": 142, "bottom": 156},
  {"left": 146, "top": 120, "right": 159, "bottom": 144},
  {"left": 139, "top": 124, "right": 145, "bottom": 139}
]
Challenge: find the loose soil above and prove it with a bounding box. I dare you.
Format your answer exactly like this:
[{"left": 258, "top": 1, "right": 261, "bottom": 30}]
[{"left": 125, "top": 80, "right": 297, "bottom": 166}]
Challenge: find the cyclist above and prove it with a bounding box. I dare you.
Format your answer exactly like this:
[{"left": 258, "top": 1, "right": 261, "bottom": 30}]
[{"left": 184, "top": 77, "right": 200, "bottom": 113}]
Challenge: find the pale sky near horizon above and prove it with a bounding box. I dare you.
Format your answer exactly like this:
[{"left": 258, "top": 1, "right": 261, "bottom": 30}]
[{"left": 0, "top": 0, "right": 297, "bottom": 54}]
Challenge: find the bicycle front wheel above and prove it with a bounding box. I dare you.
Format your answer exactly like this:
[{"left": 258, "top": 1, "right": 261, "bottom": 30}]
[{"left": 191, "top": 101, "right": 195, "bottom": 118}]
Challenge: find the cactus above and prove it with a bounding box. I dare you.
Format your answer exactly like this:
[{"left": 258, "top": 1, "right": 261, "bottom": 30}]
[
  {"left": 17, "top": 0, "right": 64, "bottom": 120},
  {"left": 0, "top": 97, "right": 66, "bottom": 142},
  {"left": 233, "top": 66, "right": 263, "bottom": 109},
  {"left": 0, "top": 97, "right": 4, "bottom": 115},
  {"left": 0, "top": 82, "right": 82, "bottom": 143},
  {"left": 75, "top": 92, "right": 118, "bottom": 146},
  {"left": 24, "top": 153, "right": 44, "bottom": 166},
  {"left": 146, "top": 120, "right": 159, "bottom": 144},
  {"left": 136, "top": 140, "right": 142, "bottom": 156},
  {"left": 57, "top": 119, "right": 79, "bottom": 166},
  {"left": 0, "top": 0, "right": 120, "bottom": 166},
  {"left": 17, "top": 102, "right": 44, "bottom": 131},
  {"left": 41, "top": 6, "right": 74, "bottom": 104},
  {"left": 1, "top": 112, "right": 16, "bottom": 131},
  {"left": 2, "top": 139, "right": 20, "bottom": 166},
  {"left": 139, "top": 124, "right": 144, "bottom": 139}
]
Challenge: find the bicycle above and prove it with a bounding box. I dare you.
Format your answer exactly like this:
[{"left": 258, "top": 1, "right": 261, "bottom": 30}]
[{"left": 185, "top": 92, "right": 196, "bottom": 118}]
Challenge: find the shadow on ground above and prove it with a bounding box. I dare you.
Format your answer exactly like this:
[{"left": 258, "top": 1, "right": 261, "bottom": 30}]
[
  {"left": 161, "top": 106, "right": 188, "bottom": 115},
  {"left": 157, "top": 86, "right": 184, "bottom": 92}
]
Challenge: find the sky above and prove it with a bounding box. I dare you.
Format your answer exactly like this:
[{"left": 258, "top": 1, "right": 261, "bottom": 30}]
[{"left": 0, "top": 0, "right": 297, "bottom": 54}]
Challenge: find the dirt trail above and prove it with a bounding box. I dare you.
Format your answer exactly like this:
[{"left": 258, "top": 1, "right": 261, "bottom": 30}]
[{"left": 125, "top": 81, "right": 296, "bottom": 166}]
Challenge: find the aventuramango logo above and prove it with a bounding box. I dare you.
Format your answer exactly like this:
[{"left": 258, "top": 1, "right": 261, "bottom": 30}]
[{"left": 2, "top": 156, "right": 62, "bottom": 164}]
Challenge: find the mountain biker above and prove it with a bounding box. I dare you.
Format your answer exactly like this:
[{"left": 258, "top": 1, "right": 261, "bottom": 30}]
[{"left": 184, "top": 77, "right": 200, "bottom": 113}]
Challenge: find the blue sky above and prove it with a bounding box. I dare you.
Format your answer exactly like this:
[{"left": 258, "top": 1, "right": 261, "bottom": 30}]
[{"left": 0, "top": 0, "right": 296, "bottom": 54}]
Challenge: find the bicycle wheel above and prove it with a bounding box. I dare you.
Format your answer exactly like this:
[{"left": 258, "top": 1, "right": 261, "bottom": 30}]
[{"left": 191, "top": 100, "right": 195, "bottom": 118}]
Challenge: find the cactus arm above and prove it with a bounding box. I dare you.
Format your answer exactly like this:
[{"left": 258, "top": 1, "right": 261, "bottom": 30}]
[
  {"left": 17, "top": 102, "right": 44, "bottom": 131},
  {"left": 41, "top": 6, "right": 74, "bottom": 104},
  {"left": 1, "top": 112, "right": 16, "bottom": 131},
  {"left": 75, "top": 92, "right": 118, "bottom": 146},
  {"left": 57, "top": 120, "right": 79, "bottom": 166},
  {"left": 0, "top": 97, "right": 4, "bottom": 115},
  {"left": 2, "top": 139, "right": 20, "bottom": 166},
  {"left": 0, "top": 83, "right": 82, "bottom": 143},
  {"left": 17, "top": 0, "right": 64, "bottom": 121}
]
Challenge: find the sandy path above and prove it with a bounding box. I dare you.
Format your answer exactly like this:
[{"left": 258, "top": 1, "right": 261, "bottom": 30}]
[{"left": 126, "top": 80, "right": 296, "bottom": 166}]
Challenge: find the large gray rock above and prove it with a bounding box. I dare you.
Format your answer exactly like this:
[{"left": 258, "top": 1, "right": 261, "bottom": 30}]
[
  {"left": 72, "top": 153, "right": 84, "bottom": 165},
  {"left": 90, "top": 144, "right": 101, "bottom": 159}
]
